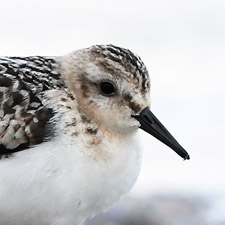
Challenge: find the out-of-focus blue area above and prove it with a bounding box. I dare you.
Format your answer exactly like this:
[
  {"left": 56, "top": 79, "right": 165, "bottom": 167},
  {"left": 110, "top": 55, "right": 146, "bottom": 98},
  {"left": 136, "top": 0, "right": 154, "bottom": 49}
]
[
  {"left": 0, "top": 0, "right": 225, "bottom": 223},
  {"left": 85, "top": 194, "right": 225, "bottom": 225}
]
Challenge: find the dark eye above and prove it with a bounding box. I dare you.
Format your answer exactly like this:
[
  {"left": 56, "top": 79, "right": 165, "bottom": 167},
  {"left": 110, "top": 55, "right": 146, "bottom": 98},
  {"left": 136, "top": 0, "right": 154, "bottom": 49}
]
[{"left": 100, "top": 81, "right": 116, "bottom": 96}]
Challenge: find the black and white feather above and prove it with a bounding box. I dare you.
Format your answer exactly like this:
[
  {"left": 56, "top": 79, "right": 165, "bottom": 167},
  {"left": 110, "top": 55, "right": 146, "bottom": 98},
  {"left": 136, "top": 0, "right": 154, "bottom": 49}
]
[{"left": 0, "top": 56, "right": 64, "bottom": 155}]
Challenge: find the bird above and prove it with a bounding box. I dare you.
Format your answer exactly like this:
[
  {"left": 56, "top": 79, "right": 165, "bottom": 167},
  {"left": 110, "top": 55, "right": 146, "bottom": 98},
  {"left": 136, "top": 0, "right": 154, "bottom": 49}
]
[{"left": 0, "top": 44, "right": 189, "bottom": 225}]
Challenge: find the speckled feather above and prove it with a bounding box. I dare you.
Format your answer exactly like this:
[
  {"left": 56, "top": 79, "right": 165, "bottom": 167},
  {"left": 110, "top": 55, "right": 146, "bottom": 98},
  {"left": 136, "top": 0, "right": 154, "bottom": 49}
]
[{"left": 0, "top": 56, "right": 63, "bottom": 155}]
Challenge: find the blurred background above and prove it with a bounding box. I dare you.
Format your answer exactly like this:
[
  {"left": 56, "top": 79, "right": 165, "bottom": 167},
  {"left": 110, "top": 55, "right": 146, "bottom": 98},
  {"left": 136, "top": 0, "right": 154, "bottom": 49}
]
[{"left": 1, "top": 0, "right": 225, "bottom": 224}]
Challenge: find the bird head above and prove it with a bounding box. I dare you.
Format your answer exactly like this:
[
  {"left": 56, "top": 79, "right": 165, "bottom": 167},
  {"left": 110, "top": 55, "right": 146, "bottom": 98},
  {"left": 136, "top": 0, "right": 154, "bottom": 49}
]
[{"left": 60, "top": 44, "right": 190, "bottom": 160}]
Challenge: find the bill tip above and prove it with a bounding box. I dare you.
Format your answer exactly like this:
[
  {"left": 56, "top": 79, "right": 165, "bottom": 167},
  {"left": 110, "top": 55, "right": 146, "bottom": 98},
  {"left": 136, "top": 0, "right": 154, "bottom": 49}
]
[{"left": 183, "top": 154, "right": 190, "bottom": 160}]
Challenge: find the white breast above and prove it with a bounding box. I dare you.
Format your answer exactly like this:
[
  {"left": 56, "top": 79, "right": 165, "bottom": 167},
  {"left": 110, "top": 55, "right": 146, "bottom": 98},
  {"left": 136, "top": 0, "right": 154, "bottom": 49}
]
[{"left": 0, "top": 130, "right": 143, "bottom": 225}]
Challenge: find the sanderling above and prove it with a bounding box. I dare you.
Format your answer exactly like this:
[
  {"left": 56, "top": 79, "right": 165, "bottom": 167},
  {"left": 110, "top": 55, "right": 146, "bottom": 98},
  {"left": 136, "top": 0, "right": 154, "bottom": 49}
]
[{"left": 0, "top": 44, "right": 189, "bottom": 225}]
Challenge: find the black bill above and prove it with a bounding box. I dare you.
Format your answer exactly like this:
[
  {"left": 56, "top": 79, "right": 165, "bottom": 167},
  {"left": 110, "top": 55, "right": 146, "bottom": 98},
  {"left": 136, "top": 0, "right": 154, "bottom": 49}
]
[{"left": 132, "top": 107, "right": 190, "bottom": 160}]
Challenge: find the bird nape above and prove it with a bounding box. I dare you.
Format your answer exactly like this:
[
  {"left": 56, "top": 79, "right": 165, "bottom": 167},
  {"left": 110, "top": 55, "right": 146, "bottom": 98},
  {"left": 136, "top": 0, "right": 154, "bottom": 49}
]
[{"left": 0, "top": 44, "right": 189, "bottom": 225}]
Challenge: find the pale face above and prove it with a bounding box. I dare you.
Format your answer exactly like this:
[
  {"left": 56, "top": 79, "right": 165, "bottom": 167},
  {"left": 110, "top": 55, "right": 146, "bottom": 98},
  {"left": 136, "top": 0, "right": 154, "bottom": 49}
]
[{"left": 74, "top": 59, "right": 151, "bottom": 133}]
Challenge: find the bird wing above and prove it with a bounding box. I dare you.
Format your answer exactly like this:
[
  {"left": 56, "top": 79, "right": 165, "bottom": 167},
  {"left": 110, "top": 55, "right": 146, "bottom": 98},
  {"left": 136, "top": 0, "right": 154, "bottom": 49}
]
[{"left": 0, "top": 56, "right": 63, "bottom": 156}]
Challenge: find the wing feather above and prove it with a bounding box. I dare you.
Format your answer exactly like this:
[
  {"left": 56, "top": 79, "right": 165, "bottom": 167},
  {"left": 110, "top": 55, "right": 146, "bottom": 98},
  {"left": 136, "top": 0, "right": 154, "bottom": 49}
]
[{"left": 0, "top": 56, "right": 63, "bottom": 157}]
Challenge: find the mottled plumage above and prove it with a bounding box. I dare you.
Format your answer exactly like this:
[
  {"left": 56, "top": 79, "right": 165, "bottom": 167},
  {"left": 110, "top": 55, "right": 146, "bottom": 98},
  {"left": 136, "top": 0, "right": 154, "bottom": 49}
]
[{"left": 0, "top": 56, "right": 63, "bottom": 154}]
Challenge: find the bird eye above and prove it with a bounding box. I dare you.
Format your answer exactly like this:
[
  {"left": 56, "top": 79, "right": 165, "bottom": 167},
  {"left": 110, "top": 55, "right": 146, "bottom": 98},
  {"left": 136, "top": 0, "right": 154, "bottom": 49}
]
[{"left": 99, "top": 81, "right": 116, "bottom": 96}]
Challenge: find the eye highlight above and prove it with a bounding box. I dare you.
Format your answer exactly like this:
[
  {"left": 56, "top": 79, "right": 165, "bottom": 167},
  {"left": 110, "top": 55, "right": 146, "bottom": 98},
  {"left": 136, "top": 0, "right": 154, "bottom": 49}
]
[{"left": 99, "top": 81, "right": 116, "bottom": 96}]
